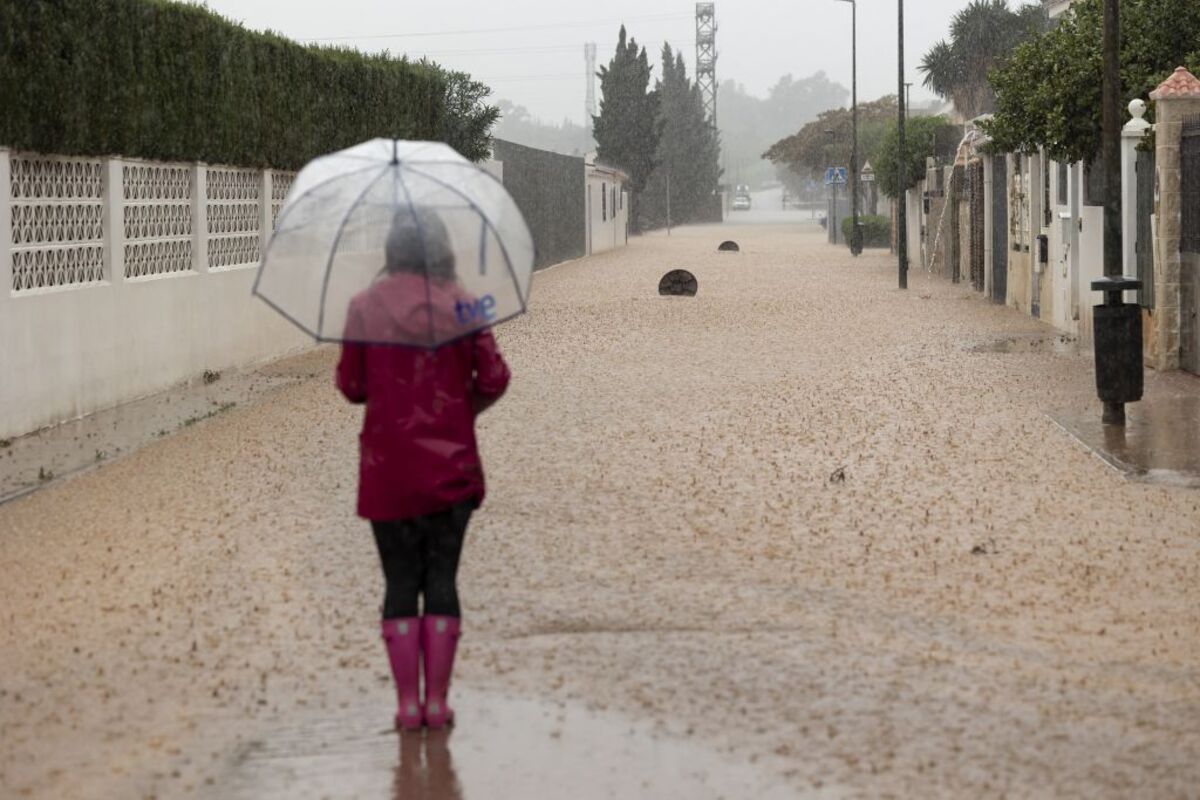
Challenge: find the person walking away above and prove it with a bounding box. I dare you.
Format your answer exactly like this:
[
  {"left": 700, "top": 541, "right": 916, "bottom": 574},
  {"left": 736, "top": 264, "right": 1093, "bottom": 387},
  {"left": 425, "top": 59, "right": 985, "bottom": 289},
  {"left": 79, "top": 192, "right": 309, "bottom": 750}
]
[{"left": 336, "top": 209, "right": 510, "bottom": 731}]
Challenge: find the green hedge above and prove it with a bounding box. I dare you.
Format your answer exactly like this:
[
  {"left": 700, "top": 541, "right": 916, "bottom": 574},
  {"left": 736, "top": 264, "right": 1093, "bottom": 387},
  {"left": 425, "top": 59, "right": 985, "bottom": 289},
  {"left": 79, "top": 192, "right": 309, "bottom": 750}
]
[
  {"left": 841, "top": 215, "right": 891, "bottom": 249},
  {"left": 0, "top": 0, "right": 497, "bottom": 168}
]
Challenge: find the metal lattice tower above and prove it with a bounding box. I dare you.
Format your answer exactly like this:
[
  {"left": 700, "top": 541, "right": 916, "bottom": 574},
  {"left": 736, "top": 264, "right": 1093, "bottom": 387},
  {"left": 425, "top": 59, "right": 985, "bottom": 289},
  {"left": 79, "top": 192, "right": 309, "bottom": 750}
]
[
  {"left": 695, "top": 3, "right": 718, "bottom": 129},
  {"left": 584, "top": 42, "right": 598, "bottom": 122}
]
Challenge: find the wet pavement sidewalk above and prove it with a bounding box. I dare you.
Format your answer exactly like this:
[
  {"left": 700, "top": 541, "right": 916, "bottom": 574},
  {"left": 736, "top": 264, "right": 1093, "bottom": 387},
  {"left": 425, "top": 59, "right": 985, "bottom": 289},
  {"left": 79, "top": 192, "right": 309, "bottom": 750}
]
[
  {"left": 2, "top": 223, "right": 1198, "bottom": 799},
  {"left": 1051, "top": 370, "right": 1200, "bottom": 488},
  {"left": 0, "top": 355, "right": 320, "bottom": 506}
]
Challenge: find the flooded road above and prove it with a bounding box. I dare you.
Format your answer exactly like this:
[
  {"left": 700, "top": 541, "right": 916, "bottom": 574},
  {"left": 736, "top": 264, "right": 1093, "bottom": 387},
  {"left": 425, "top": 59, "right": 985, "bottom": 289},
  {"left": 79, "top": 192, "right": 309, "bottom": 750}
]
[
  {"left": 2, "top": 224, "right": 1198, "bottom": 798},
  {"left": 215, "top": 689, "right": 802, "bottom": 800}
]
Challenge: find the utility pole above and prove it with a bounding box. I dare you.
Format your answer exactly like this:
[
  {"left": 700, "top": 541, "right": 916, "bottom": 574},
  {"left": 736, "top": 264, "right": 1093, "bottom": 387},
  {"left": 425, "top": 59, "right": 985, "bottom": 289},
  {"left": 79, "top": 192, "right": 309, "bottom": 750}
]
[
  {"left": 1091, "top": 0, "right": 1143, "bottom": 425},
  {"left": 898, "top": 0, "right": 908, "bottom": 289},
  {"left": 834, "top": 0, "right": 861, "bottom": 255},
  {"left": 1101, "top": 0, "right": 1121, "bottom": 285}
]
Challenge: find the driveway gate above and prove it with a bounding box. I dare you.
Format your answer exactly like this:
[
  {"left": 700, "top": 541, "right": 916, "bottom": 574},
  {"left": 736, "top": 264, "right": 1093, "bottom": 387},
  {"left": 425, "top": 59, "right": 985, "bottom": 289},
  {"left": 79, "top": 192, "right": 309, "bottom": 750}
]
[
  {"left": 969, "top": 160, "right": 985, "bottom": 291},
  {"left": 1136, "top": 149, "right": 1156, "bottom": 308},
  {"left": 1182, "top": 119, "right": 1200, "bottom": 374},
  {"left": 991, "top": 157, "right": 1008, "bottom": 303}
]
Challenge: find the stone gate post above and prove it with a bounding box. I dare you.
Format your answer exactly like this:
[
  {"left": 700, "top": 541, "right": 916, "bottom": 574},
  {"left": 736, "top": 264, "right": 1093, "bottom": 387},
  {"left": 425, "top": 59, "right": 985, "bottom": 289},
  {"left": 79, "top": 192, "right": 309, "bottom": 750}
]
[{"left": 1149, "top": 67, "right": 1200, "bottom": 370}]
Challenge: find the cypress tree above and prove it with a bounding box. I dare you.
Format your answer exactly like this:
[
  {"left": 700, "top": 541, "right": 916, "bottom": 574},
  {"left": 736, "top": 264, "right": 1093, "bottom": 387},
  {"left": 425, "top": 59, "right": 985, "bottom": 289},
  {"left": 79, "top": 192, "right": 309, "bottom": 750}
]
[
  {"left": 640, "top": 45, "right": 722, "bottom": 229},
  {"left": 592, "top": 26, "right": 660, "bottom": 233}
]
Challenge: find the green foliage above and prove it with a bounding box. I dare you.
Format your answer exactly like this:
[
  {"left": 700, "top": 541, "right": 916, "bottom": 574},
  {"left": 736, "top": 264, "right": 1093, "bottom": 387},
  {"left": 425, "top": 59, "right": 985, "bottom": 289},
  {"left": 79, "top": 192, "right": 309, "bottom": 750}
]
[
  {"left": 639, "top": 46, "right": 722, "bottom": 229},
  {"left": 919, "top": 1, "right": 1046, "bottom": 119},
  {"left": 593, "top": 26, "right": 660, "bottom": 232},
  {"left": 986, "top": 0, "right": 1200, "bottom": 164},
  {"left": 842, "top": 215, "right": 891, "bottom": 249},
  {"left": 0, "top": 0, "right": 497, "bottom": 167},
  {"left": 871, "top": 116, "right": 961, "bottom": 198},
  {"left": 437, "top": 69, "right": 502, "bottom": 163},
  {"left": 762, "top": 96, "right": 898, "bottom": 178}
]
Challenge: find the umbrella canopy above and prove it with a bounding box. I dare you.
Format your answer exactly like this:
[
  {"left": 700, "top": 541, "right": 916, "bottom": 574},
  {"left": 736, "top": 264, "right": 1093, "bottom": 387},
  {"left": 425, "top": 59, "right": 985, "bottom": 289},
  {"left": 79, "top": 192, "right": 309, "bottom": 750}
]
[{"left": 253, "top": 139, "right": 534, "bottom": 348}]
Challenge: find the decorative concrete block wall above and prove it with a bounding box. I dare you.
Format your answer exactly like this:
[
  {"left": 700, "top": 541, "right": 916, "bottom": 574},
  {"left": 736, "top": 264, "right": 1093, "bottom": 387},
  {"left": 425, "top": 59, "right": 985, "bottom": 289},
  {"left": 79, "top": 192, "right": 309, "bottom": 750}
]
[{"left": 0, "top": 148, "right": 307, "bottom": 440}]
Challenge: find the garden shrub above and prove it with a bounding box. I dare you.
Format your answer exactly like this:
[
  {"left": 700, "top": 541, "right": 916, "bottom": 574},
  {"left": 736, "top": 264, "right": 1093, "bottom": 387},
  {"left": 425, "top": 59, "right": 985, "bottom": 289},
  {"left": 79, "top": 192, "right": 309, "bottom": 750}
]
[
  {"left": 0, "top": 0, "right": 497, "bottom": 167},
  {"left": 842, "top": 215, "right": 891, "bottom": 249}
]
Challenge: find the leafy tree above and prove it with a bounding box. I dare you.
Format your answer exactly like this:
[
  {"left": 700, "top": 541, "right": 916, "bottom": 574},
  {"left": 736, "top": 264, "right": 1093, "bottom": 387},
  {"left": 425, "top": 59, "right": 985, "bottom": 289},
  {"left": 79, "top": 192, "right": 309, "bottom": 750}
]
[
  {"left": 871, "top": 116, "right": 962, "bottom": 198},
  {"left": 985, "top": 0, "right": 1200, "bottom": 164},
  {"left": 593, "top": 26, "right": 660, "bottom": 232},
  {"left": 919, "top": 0, "right": 1046, "bottom": 119},
  {"left": 762, "top": 96, "right": 898, "bottom": 180},
  {"left": 640, "top": 45, "right": 722, "bottom": 229},
  {"left": 437, "top": 69, "right": 500, "bottom": 163}
]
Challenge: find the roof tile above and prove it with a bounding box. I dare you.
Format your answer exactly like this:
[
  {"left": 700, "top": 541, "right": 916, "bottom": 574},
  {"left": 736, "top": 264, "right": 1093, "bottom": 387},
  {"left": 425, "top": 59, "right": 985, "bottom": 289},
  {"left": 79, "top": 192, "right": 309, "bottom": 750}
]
[{"left": 1150, "top": 67, "right": 1200, "bottom": 101}]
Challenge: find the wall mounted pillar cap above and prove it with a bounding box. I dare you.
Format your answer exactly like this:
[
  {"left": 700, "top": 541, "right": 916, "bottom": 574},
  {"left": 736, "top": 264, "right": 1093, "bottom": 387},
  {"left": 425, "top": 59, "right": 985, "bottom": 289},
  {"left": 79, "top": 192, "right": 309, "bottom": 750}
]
[
  {"left": 1149, "top": 67, "right": 1200, "bottom": 101},
  {"left": 1123, "top": 99, "right": 1152, "bottom": 136}
]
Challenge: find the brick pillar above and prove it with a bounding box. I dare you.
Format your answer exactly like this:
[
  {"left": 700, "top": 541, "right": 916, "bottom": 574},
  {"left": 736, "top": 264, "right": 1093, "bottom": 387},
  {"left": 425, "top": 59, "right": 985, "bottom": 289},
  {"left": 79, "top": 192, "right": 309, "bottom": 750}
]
[{"left": 1150, "top": 67, "right": 1200, "bottom": 370}]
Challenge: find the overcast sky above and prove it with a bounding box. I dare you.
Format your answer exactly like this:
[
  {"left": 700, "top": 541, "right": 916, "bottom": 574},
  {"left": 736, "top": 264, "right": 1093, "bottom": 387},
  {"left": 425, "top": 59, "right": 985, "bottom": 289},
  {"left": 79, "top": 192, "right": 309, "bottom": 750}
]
[{"left": 198, "top": 0, "right": 976, "bottom": 125}]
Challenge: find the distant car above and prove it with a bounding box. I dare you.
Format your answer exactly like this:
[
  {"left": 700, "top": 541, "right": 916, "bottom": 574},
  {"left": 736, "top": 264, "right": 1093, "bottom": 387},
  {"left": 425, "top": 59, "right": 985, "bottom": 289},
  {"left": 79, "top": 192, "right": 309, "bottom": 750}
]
[{"left": 732, "top": 194, "right": 751, "bottom": 211}]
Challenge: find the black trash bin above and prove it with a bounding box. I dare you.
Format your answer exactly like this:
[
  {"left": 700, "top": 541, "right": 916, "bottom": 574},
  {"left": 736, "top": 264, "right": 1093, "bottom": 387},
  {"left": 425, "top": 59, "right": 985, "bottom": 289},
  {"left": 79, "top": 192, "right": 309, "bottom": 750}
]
[{"left": 1091, "top": 276, "right": 1144, "bottom": 422}]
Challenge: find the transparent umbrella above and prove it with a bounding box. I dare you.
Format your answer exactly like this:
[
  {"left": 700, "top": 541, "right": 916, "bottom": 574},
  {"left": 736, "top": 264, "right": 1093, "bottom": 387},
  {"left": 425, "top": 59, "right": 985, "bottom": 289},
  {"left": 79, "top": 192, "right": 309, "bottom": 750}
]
[{"left": 253, "top": 139, "right": 534, "bottom": 348}]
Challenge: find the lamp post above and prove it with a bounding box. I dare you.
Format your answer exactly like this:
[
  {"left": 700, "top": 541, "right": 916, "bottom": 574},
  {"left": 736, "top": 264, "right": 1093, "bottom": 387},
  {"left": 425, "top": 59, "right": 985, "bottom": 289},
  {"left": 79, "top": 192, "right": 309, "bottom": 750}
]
[
  {"left": 898, "top": 0, "right": 908, "bottom": 289},
  {"left": 835, "top": 0, "right": 861, "bottom": 255}
]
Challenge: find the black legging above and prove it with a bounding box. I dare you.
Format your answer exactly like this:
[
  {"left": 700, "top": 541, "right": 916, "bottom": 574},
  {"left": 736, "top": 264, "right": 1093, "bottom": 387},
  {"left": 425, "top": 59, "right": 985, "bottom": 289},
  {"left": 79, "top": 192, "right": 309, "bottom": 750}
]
[{"left": 371, "top": 502, "right": 472, "bottom": 619}]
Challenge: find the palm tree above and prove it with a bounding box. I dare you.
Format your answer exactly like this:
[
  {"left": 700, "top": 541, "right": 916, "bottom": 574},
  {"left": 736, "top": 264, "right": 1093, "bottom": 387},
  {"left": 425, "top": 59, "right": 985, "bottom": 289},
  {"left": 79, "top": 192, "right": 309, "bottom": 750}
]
[{"left": 920, "top": 0, "right": 1046, "bottom": 119}]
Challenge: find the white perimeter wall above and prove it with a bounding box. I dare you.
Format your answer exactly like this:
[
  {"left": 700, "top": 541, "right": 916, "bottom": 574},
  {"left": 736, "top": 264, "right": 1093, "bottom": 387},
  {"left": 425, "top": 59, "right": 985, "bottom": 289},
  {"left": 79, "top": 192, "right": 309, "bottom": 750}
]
[
  {"left": 0, "top": 149, "right": 310, "bottom": 440},
  {"left": 2, "top": 149, "right": 629, "bottom": 440}
]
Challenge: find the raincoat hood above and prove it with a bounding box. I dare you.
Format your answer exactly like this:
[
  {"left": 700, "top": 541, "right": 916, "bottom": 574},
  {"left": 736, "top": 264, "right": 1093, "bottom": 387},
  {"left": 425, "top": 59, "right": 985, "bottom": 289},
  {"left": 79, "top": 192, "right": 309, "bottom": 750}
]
[{"left": 347, "top": 273, "right": 483, "bottom": 349}]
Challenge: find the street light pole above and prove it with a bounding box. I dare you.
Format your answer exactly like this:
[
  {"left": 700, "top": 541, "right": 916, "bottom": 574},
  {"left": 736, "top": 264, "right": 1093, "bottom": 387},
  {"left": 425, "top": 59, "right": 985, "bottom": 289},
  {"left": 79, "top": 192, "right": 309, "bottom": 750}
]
[
  {"left": 836, "top": 0, "right": 861, "bottom": 255},
  {"left": 898, "top": 0, "right": 908, "bottom": 289}
]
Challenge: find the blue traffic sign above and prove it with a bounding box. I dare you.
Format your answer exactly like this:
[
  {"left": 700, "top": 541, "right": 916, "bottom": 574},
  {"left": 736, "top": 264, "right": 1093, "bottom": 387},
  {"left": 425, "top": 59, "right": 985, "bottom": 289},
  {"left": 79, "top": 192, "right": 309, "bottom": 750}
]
[{"left": 824, "top": 167, "right": 848, "bottom": 186}]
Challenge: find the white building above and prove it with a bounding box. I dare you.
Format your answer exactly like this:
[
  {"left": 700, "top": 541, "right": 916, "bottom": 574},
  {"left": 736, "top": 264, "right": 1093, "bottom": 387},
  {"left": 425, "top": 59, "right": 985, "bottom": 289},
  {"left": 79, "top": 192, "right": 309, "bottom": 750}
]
[{"left": 584, "top": 157, "right": 629, "bottom": 256}]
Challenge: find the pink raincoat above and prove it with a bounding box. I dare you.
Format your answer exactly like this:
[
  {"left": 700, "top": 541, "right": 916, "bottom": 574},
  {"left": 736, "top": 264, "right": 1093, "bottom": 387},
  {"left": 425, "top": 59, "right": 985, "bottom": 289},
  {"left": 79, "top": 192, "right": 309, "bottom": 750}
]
[{"left": 336, "top": 273, "right": 510, "bottom": 521}]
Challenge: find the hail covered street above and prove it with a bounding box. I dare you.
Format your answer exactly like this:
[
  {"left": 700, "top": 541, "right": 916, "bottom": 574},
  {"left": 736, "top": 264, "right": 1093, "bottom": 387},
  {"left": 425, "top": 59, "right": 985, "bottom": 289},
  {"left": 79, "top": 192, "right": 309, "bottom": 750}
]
[{"left": 1, "top": 208, "right": 1198, "bottom": 799}]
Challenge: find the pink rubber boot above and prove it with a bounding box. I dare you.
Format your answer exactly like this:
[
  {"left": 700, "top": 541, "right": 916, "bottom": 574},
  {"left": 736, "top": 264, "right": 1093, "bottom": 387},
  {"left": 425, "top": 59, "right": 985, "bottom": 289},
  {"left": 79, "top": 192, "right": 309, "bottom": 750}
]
[
  {"left": 381, "top": 618, "right": 423, "bottom": 731},
  {"left": 421, "top": 615, "right": 461, "bottom": 728}
]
